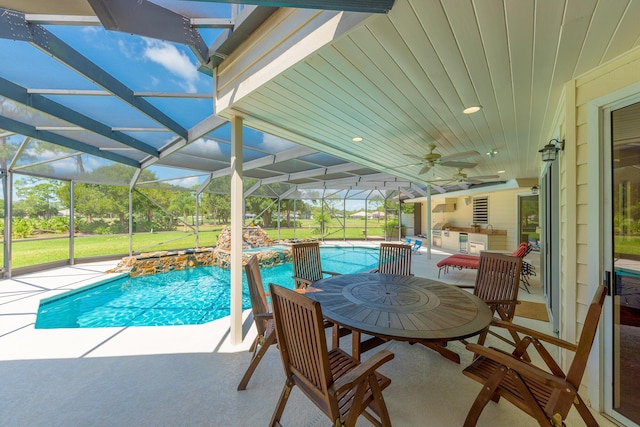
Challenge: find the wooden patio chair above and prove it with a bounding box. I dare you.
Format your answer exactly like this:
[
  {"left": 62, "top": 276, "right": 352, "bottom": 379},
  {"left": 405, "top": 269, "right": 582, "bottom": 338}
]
[
  {"left": 237, "top": 255, "right": 276, "bottom": 390},
  {"left": 291, "top": 241, "right": 348, "bottom": 348},
  {"left": 268, "top": 283, "right": 395, "bottom": 427},
  {"left": 291, "top": 241, "right": 340, "bottom": 289},
  {"left": 376, "top": 243, "right": 412, "bottom": 276},
  {"left": 462, "top": 285, "right": 607, "bottom": 427},
  {"left": 459, "top": 252, "right": 524, "bottom": 355}
]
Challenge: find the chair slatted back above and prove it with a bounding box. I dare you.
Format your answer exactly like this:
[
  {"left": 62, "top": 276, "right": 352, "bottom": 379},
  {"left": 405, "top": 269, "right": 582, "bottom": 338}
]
[
  {"left": 565, "top": 285, "right": 607, "bottom": 387},
  {"left": 292, "top": 242, "right": 324, "bottom": 288},
  {"left": 378, "top": 243, "right": 412, "bottom": 276},
  {"left": 474, "top": 252, "right": 522, "bottom": 320},
  {"left": 244, "top": 255, "right": 269, "bottom": 337},
  {"left": 269, "top": 283, "right": 334, "bottom": 408}
]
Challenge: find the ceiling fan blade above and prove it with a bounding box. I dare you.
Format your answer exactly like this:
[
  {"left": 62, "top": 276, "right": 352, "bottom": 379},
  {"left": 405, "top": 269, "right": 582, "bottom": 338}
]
[
  {"left": 440, "top": 150, "right": 480, "bottom": 162},
  {"left": 419, "top": 164, "right": 432, "bottom": 175},
  {"left": 469, "top": 174, "right": 500, "bottom": 180},
  {"left": 403, "top": 153, "right": 425, "bottom": 161},
  {"left": 439, "top": 160, "right": 478, "bottom": 169}
]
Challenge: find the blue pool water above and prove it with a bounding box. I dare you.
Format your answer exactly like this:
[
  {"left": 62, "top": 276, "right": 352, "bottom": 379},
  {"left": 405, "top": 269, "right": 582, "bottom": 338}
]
[{"left": 35, "top": 246, "right": 379, "bottom": 329}]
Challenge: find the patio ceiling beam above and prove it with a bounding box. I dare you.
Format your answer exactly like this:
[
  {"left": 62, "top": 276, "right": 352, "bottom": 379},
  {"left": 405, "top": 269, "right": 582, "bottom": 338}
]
[
  {"left": 140, "top": 114, "right": 228, "bottom": 169},
  {"left": 0, "top": 8, "right": 188, "bottom": 140},
  {"left": 26, "top": 89, "right": 213, "bottom": 99},
  {"left": 190, "top": 0, "right": 395, "bottom": 14},
  {"left": 27, "top": 15, "right": 238, "bottom": 30},
  {"left": 243, "top": 182, "right": 262, "bottom": 198},
  {"left": 259, "top": 162, "right": 365, "bottom": 185},
  {"left": 86, "top": 0, "right": 212, "bottom": 73},
  {"left": 0, "top": 116, "right": 140, "bottom": 168},
  {"left": 406, "top": 185, "right": 428, "bottom": 197},
  {"left": 203, "top": 146, "right": 318, "bottom": 181},
  {"left": 24, "top": 15, "right": 102, "bottom": 26},
  {"left": 295, "top": 173, "right": 413, "bottom": 189},
  {"left": 296, "top": 179, "right": 415, "bottom": 190},
  {"left": 278, "top": 187, "right": 297, "bottom": 199},
  {"left": 0, "top": 77, "right": 159, "bottom": 157}
]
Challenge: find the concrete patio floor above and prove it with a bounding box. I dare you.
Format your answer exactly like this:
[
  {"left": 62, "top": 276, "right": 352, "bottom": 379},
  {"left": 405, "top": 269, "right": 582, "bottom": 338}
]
[{"left": 0, "top": 242, "right": 618, "bottom": 426}]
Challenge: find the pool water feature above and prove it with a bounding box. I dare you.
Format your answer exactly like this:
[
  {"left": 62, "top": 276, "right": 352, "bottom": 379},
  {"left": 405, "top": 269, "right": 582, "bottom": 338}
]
[{"left": 35, "top": 246, "right": 379, "bottom": 329}]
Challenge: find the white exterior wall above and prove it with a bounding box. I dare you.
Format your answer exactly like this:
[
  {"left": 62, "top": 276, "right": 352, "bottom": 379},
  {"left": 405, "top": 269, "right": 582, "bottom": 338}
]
[{"left": 414, "top": 187, "right": 534, "bottom": 251}]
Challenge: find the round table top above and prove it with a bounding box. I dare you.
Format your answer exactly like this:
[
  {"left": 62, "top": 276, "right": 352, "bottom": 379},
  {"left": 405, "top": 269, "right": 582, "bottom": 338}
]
[{"left": 305, "top": 273, "right": 493, "bottom": 342}]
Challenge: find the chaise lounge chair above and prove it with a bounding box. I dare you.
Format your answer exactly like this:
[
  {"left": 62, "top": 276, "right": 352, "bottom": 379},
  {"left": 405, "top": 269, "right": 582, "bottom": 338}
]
[{"left": 437, "top": 242, "right": 534, "bottom": 291}]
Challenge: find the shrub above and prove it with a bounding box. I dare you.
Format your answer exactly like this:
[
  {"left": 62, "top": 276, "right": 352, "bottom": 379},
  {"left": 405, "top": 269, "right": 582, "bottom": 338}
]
[{"left": 13, "top": 218, "right": 33, "bottom": 238}]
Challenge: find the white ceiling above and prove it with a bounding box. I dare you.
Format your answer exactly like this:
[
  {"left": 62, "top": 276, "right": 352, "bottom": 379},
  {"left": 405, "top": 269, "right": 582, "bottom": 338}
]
[{"left": 217, "top": 0, "right": 640, "bottom": 185}]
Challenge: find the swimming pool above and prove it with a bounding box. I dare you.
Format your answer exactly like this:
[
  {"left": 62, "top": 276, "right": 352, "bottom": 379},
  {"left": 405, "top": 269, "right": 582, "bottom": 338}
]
[{"left": 35, "top": 246, "right": 379, "bottom": 329}]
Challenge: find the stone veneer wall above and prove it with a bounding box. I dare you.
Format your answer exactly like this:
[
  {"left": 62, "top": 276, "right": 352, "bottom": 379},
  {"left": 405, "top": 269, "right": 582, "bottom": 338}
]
[
  {"left": 106, "top": 227, "right": 323, "bottom": 277},
  {"left": 216, "top": 225, "right": 273, "bottom": 250},
  {"left": 107, "top": 247, "right": 294, "bottom": 277}
]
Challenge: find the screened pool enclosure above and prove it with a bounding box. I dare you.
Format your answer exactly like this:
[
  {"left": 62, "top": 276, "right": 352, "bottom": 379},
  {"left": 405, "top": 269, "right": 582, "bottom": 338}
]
[{"left": 0, "top": 2, "right": 495, "bottom": 277}]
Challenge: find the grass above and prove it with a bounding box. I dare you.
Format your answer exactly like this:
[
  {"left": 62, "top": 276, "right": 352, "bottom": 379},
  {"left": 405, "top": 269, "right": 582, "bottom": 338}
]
[{"left": 8, "top": 221, "right": 395, "bottom": 269}]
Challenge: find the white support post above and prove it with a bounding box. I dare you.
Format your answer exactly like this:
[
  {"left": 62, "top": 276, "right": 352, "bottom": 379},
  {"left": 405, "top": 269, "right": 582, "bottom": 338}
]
[
  {"left": 70, "top": 181, "right": 75, "bottom": 264},
  {"left": 230, "top": 115, "right": 243, "bottom": 345},
  {"left": 427, "top": 184, "right": 432, "bottom": 259}
]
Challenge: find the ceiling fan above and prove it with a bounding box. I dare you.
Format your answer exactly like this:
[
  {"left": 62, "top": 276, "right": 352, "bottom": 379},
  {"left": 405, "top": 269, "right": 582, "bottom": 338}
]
[
  {"left": 450, "top": 168, "right": 500, "bottom": 184},
  {"left": 403, "top": 143, "right": 479, "bottom": 174}
]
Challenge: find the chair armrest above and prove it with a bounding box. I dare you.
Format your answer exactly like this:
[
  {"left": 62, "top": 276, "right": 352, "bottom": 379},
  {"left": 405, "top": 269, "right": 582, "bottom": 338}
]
[
  {"left": 465, "top": 343, "right": 577, "bottom": 391},
  {"left": 292, "top": 276, "right": 314, "bottom": 287},
  {"left": 333, "top": 350, "right": 395, "bottom": 395},
  {"left": 254, "top": 313, "right": 273, "bottom": 320},
  {"left": 322, "top": 270, "right": 341, "bottom": 277},
  {"left": 456, "top": 285, "right": 475, "bottom": 289},
  {"left": 490, "top": 319, "right": 578, "bottom": 352},
  {"left": 483, "top": 299, "right": 519, "bottom": 306}
]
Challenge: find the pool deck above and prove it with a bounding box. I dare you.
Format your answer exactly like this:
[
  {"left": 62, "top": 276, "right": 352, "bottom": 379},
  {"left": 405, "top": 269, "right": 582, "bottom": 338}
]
[{"left": 0, "top": 240, "right": 617, "bottom": 426}]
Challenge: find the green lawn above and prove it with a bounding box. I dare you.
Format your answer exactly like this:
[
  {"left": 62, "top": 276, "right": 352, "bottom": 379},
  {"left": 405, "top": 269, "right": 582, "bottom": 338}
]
[
  {"left": 5, "top": 223, "right": 637, "bottom": 270},
  {"left": 8, "top": 222, "right": 394, "bottom": 269},
  {"left": 614, "top": 235, "right": 640, "bottom": 257}
]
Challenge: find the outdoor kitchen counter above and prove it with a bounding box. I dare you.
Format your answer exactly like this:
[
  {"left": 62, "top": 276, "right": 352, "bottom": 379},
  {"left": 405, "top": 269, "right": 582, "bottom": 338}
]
[
  {"left": 441, "top": 229, "right": 508, "bottom": 253},
  {"left": 448, "top": 227, "right": 507, "bottom": 235}
]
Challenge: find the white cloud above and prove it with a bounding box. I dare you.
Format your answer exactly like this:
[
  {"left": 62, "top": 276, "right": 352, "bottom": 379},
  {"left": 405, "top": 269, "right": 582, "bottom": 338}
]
[
  {"left": 190, "top": 138, "right": 224, "bottom": 157},
  {"left": 142, "top": 39, "right": 199, "bottom": 93},
  {"left": 118, "top": 39, "right": 134, "bottom": 59},
  {"left": 172, "top": 176, "right": 202, "bottom": 189},
  {"left": 261, "top": 133, "right": 294, "bottom": 152}
]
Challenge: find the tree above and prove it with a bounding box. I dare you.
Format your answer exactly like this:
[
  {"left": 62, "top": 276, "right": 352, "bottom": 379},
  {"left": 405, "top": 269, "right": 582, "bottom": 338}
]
[
  {"left": 168, "top": 192, "right": 196, "bottom": 231},
  {"left": 202, "top": 193, "right": 230, "bottom": 225},
  {"left": 245, "top": 196, "right": 276, "bottom": 227},
  {"left": 15, "top": 177, "right": 61, "bottom": 218},
  {"left": 313, "top": 211, "right": 331, "bottom": 235}
]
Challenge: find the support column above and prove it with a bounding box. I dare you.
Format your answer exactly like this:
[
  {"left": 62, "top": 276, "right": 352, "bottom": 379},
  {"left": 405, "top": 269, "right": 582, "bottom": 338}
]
[
  {"left": 364, "top": 197, "right": 368, "bottom": 240},
  {"left": 277, "top": 198, "right": 281, "bottom": 241},
  {"left": 128, "top": 188, "right": 133, "bottom": 256},
  {"left": 426, "top": 184, "right": 432, "bottom": 259},
  {"left": 230, "top": 115, "right": 243, "bottom": 345},
  {"left": 70, "top": 181, "right": 75, "bottom": 264},
  {"left": 195, "top": 192, "right": 200, "bottom": 248},
  {"left": 293, "top": 198, "right": 297, "bottom": 239},
  {"left": 3, "top": 171, "right": 12, "bottom": 277}
]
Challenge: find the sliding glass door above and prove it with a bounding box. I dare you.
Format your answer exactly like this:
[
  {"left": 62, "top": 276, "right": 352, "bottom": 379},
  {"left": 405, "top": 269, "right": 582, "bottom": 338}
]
[{"left": 610, "top": 102, "right": 640, "bottom": 424}]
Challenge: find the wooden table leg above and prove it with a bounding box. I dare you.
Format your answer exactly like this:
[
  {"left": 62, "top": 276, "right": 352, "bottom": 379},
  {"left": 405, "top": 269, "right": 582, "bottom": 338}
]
[
  {"left": 352, "top": 330, "right": 362, "bottom": 361},
  {"left": 421, "top": 342, "right": 460, "bottom": 364}
]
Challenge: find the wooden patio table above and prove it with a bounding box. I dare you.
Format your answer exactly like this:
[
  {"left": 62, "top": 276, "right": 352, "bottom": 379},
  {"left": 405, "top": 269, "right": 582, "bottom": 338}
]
[{"left": 305, "top": 273, "right": 493, "bottom": 363}]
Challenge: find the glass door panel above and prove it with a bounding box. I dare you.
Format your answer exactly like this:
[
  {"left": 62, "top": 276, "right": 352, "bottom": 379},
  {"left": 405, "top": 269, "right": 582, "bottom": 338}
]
[{"left": 611, "top": 102, "right": 640, "bottom": 424}]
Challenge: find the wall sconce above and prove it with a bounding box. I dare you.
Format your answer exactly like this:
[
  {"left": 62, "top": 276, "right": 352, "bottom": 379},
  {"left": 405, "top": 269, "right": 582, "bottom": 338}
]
[
  {"left": 530, "top": 185, "right": 539, "bottom": 195},
  {"left": 539, "top": 138, "right": 565, "bottom": 162}
]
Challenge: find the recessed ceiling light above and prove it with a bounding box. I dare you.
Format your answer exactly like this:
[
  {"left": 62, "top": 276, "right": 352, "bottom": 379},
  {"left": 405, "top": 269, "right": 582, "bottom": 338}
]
[
  {"left": 352, "top": 136, "right": 363, "bottom": 142},
  {"left": 463, "top": 106, "right": 482, "bottom": 114},
  {"left": 497, "top": 170, "right": 505, "bottom": 174}
]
